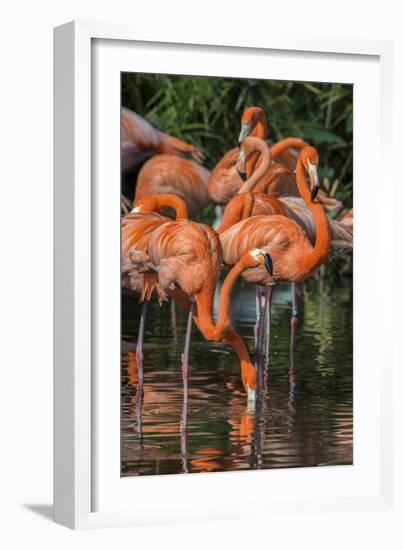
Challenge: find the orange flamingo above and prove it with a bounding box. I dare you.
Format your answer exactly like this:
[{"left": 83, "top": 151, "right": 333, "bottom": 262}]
[
  {"left": 121, "top": 194, "right": 188, "bottom": 399},
  {"left": 208, "top": 108, "right": 309, "bottom": 206},
  {"left": 233, "top": 138, "right": 348, "bottom": 236},
  {"left": 235, "top": 136, "right": 343, "bottom": 211},
  {"left": 121, "top": 107, "right": 204, "bottom": 171},
  {"left": 122, "top": 195, "right": 272, "bottom": 401},
  {"left": 219, "top": 193, "right": 352, "bottom": 248},
  {"left": 208, "top": 107, "right": 268, "bottom": 205},
  {"left": 134, "top": 155, "right": 211, "bottom": 217},
  {"left": 220, "top": 146, "right": 330, "bottom": 354},
  {"left": 218, "top": 192, "right": 351, "bottom": 338},
  {"left": 219, "top": 137, "right": 348, "bottom": 327}
]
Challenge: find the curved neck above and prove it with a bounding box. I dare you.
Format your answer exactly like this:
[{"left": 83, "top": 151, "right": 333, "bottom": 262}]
[
  {"left": 218, "top": 193, "right": 254, "bottom": 234},
  {"left": 191, "top": 259, "right": 255, "bottom": 388},
  {"left": 270, "top": 137, "right": 308, "bottom": 159},
  {"left": 295, "top": 160, "right": 330, "bottom": 269},
  {"left": 238, "top": 139, "right": 272, "bottom": 194},
  {"left": 136, "top": 194, "right": 188, "bottom": 220},
  {"left": 217, "top": 261, "right": 246, "bottom": 328}
]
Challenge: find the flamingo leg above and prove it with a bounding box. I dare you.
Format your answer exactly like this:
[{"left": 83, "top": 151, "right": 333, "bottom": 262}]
[
  {"left": 256, "top": 288, "right": 268, "bottom": 357},
  {"left": 171, "top": 298, "right": 178, "bottom": 347},
  {"left": 135, "top": 376, "right": 144, "bottom": 435},
  {"left": 181, "top": 301, "right": 194, "bottom": 401},
  {"left": 180, "top": 394, "right": 189, "bottom": 474},
  {"left": 254, "top": 286, "right": 262, "bottom": 347},
  {"left": 136, "top": 300, "right": 148, "bottom": 371},
  {"left": 264, "top": 286, "right": 273, "bottom": 355},
  {"left": 287, "top": 309, "right": 297, "bottom": 423},
  {"left": 135, "top": 300, "right": 148, "bottom": 416},
  {"left": 291, "top": 282, "right": 299, "bottom": 319}
]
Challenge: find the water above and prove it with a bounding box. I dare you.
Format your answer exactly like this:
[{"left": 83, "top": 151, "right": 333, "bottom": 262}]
[{"left": 121, "top": 273, "right": 353, "bottom": 476}]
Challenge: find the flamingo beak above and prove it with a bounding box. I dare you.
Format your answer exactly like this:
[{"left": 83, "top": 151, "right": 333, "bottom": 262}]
[
  {"left": 131, "top": 205, "right": 141, "bottom": 213},
  {"left": 263, "top": 253, "right": 273, "bottom": 276},
  {"left": 247, "top": 386, "right": 256, "bottom": 405},
  {"left": 239, "top": 122, "right": 252, "bottom": 143},
  {"left": 307, "top": 161, "right": 319, "bottom": 201},
  {"left": 237, "top": 168, "right": 247, "bottom": 182}
]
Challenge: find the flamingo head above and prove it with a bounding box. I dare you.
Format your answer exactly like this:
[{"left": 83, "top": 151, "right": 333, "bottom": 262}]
[
  {"left": 241, "top": 363, "right": 257, "bottom": 405},
  {"left": 239, "top": 106, "right": 268, "bottom": 143},
  {"left": 300, "top": 146, "right": 320, "bottom": 202},
  {"left": 246, "top": 248, "right": 274, "bottom": 276}
]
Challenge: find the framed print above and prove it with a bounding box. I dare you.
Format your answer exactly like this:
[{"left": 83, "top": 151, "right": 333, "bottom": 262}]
[{"left": 54, "top": 21, "right": 400, "bottom": 531}]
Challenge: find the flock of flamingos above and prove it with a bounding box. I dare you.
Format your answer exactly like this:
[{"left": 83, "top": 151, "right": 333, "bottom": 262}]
[{"left": 121, "top": 105, "right": 353, "bottom": 405}]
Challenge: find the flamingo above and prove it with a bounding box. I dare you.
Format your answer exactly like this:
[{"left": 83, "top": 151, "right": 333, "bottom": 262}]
[
  {"left": 134, "top": 154, "right": 211, "bottom": 217},
  {"left": 208, "top": 108, "right": 310, "bottom": 206},
  {"left": 121, "top": 107, "right": 204, "bottom": 172},
  {"left": 219, "top": 137, "right": 349, "bottom": 329},
  {"left": 235, "top": 136, "right": 343, "bottom": 212},
  {"left": 218, "top": 193, "right": 352, "bottom": 249},
  {"left": 218, "top": 192, "right": 352, "bottom": 335},
  {"left": 121, "top": 194, "right": 188, "bottom": 389},
  {"left": 208, "top": 106, "right": 268, "bottom": 205},
  {"left": 219, "top": 146, "right": 330, "bottom": 356},
  {"left": 122, "top": 194, "right": 272, "bottom": 401}
]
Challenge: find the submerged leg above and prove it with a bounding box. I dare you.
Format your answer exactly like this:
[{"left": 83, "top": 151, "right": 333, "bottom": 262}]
[
  {"left": 254, "top": 286, "right": 262, "bottom": 347},
  {"left": 136, "top": 300, "right": 148, "bottom": 370},
  {"left": 135, "top": 374, "right": 144, "bottom": 434},
  {"left": 264, "top": 286, "right": 273, "bottom": 356},
  {"left": 180, "top": 395, "right": 189, "bottom": 474},
  {"left": 288, "top": 308, "right": 297, "bottom": 418},
  {"left": 181, "top": 301, "right": 194, "bottom": 402},
  {"left": 135, "top": 300, "right": 148, "bottom": 417}
]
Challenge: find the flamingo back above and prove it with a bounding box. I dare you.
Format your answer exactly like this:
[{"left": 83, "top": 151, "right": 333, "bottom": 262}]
[
  {"left": 147, "top": 220, "right": 222, "bottom": 297},
  {"left": 220, "top": 215, "right": 312, "bottom": 284},
  {"left": 135, "top": 155, "right": 211, "bottom": 216}
]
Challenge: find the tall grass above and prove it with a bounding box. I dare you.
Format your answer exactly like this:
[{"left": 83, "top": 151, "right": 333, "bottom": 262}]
[{"left": 122, "top": 73, "right": 353, "bottom": 207}]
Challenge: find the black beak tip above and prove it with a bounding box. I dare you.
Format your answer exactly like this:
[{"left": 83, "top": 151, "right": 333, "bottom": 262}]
[
  {"left": 311, "top": 185, "right": 319, "bottom": 202},
  {"left": 237, "top": 168, "right": 247, "bottom": 182},
  {"left": 264, "top": 253, "right": 273, "bottom": 276},
  {"left": 237, "top": 169, "right": 248, "bottom": 182}
]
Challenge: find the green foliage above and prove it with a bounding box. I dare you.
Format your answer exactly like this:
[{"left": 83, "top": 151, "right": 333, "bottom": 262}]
[{"left": 122, "top": 74, "right": 353, "bottom": 207}]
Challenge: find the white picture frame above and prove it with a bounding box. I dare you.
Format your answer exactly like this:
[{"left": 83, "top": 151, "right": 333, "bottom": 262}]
[{"left": 54, "top": 20, "right": 401, "bottom": 531}]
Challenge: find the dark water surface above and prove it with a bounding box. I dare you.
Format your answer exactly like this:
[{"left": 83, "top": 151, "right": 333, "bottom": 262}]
[{"left": 121, "top": 274, "right": 353, "bottom": 476}]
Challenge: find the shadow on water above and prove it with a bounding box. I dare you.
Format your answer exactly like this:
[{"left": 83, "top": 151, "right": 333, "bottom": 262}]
[{"left": 121, "top": 271, "right": 353, "bottom": 476}]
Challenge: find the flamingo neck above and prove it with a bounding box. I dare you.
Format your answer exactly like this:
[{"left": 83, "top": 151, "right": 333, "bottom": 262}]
[
  {"left": 270, "top": 137, "right": 308, "bottom": 159},
  {"left": 192, "top": 259, "right": 256, "bottom": 390},
  {"left": 238, "top": 139, "right": 272, "bottom": 194},
  {"left": 216, "top": 261, "right": 246, "bottom": 328},
  {"left": 295, "top": 160, "right": 330, "bottom": 271},
  {"left": 218, "top": 193, "right": 254, "bottom": 234},
  {"left": 135, "top": 194, "right": 188, "bottom": 220},
  {"left": 193, "top": 260, "right": 246, "bottom": 335}
]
